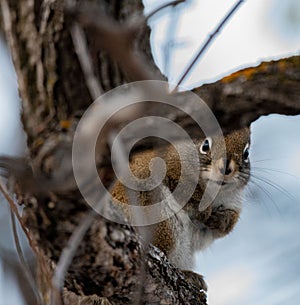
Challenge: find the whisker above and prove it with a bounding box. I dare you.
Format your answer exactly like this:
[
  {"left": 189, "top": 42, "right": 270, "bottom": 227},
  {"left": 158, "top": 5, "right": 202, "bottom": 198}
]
[
  {"left": 243, "top": 184, "right": 257, "bottom": 201},
  {"left": 251, "top": 166, "right": 299, "bottom": 179},
  {"left": 252, "top": 156, "right": 292, "bottom": 163},
  {"left": 250, "top": 173, "right": 296, "bottom": 202},
  {"left": 251, "top": 158, "right": 273, "bottom": 163},
  {"left": 246, "top": 178, "right": 281, "bottom": 213}
]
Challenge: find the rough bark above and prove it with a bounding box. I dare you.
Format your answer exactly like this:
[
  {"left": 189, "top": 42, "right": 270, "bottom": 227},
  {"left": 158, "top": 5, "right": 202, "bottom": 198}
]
[
  {"left": 194, "top": 56, "right": 300, "bottom": 134},
  {"left": 0, "top": 0, "right": 299, "bottom": 304}
]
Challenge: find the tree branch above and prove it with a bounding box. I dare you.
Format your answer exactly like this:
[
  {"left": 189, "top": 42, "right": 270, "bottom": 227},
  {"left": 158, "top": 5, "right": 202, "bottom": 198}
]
[{"left": 194, "top": 56, "right": 300, "bottom": 133}]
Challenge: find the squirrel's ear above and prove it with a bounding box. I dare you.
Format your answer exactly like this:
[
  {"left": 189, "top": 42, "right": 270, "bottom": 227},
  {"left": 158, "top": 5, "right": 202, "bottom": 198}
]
[{"left": 244, "top": 126, "right": 251, "bottom": 139}]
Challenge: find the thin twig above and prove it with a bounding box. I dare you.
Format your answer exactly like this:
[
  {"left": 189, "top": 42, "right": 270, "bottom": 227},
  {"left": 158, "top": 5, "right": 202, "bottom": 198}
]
[
  {"left": 145, "top": 0, "right": 186, "bottom": 21},
  {"left": 51, "top": 181, "right": 121, "bottom": 305},
  {"left": 0, "top": 180, "right": 34, "bottom": 251},
  {"left": 10, "top": 209, "right": 45, "bottom": 305},
  {"left": 70, "top": 22, "right": 103, "bottom": 100},
  {"left": 0, "top": 179, "right": 45, "bottom": 305},
  {"left": 51, "top": 207, "right": 97, "bottom": 305},
  {"left": 175, "top": 0, "right": 245, "bottom": 88}
]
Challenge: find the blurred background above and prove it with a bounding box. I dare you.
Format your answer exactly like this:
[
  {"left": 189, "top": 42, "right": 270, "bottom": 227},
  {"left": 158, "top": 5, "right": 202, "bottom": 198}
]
[{"left": 0, "top": 0, "right": 300, "bottom": 304}]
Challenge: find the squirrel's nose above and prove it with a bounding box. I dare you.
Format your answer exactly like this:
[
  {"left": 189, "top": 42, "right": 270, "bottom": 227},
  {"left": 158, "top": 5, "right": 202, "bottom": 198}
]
[{"left": 219, "top": 159, "right": 234, "bottom": 176}]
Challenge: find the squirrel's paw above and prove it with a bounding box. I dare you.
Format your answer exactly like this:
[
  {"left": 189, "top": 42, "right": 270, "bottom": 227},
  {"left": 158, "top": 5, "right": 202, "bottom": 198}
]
[
  {"left": 204, "top": 205, "right": 239, "bottom": 237},
  {"left": 186, "top": 203, "right": 213, "bottom": 227}
]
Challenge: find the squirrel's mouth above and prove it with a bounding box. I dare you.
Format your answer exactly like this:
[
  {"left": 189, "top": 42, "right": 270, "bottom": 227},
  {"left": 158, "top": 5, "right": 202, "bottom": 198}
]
[
  {"left": 210, "top": 179, "right": 231, "bottom": 186},
  {"left": 209, "top": 179, "right": 225, "bottom": 185}
]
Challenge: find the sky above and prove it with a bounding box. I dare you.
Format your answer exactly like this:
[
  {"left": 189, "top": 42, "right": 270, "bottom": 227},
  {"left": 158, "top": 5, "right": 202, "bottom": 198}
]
[
  {"left": 0, "top": 0, "right": 300, "bottom": 304},
  {"left": 0, "top": 40, "right": 25, "bottom": 156}
]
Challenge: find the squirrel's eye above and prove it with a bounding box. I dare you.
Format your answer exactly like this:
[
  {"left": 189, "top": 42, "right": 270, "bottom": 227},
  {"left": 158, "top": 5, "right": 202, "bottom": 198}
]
[
  {"left": 200, "top": 137, "right": 212, "bottom": 154},
  {"left": 243, "top": 143, "right": 250, "bottom": 163}
]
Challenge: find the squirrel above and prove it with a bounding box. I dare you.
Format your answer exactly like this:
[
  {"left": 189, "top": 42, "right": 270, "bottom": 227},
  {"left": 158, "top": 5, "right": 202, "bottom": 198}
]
[{"left": 111, "top": 128, "right": 251, "bottom": 271}]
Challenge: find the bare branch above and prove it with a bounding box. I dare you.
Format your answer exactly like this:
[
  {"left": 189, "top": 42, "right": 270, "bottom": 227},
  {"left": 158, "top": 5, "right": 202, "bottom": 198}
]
[
  {"left": 0, "top": 179, "right": 44, "bottom": 304},
  {"left": 51, "top": 208, "right": 97, "bottom": 305},
  {"left": 70, "top": 22, "right": 103, "bottom": 100},
  {"left": 193, "top": 56, "right": 300, "bottom": 133},
  {"left": 0, "top": 180, "right": 33, "bottom": 248},
  {"left": 176, "top": 0, "right": 245, "bottom": 88},
  {"left": 10, "top": 209, "right": 45, "bottom": 305},
  {"left": 145, "top": 0, "right": 186, "bottom": 21}
]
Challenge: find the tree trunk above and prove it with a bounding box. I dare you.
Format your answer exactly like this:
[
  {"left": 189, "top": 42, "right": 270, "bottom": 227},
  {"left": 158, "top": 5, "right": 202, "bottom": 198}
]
[{"left": 0, "top": 0, "right": 299, "bottom": 304}]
